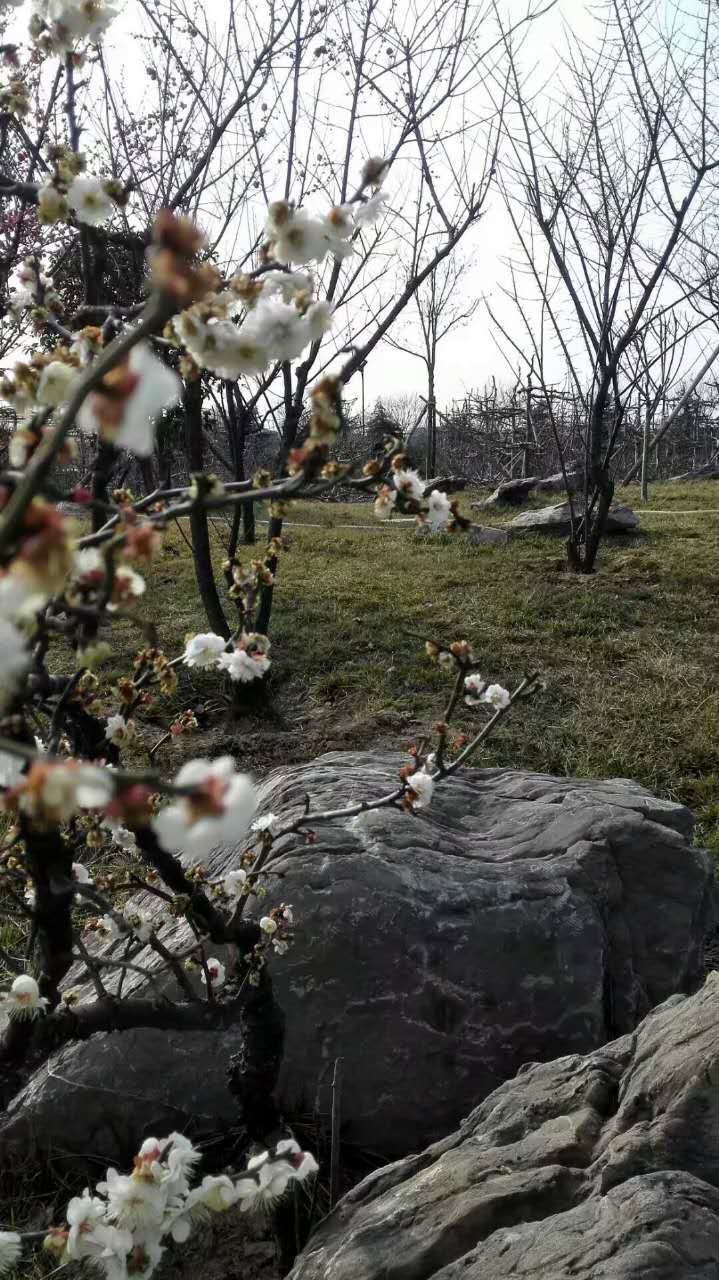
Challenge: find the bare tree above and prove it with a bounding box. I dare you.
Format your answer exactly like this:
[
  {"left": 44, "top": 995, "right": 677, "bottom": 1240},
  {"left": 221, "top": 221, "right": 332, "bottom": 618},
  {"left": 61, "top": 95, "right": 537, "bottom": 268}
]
[
  {"left": 496, "top": 0, "right": 719, "bottom": 571},
  {"left": 387, "top": 247, "right": 479, "bottom": 477},
  {"left": 624, "top": 314, "right": 688, "bottom": 502}
]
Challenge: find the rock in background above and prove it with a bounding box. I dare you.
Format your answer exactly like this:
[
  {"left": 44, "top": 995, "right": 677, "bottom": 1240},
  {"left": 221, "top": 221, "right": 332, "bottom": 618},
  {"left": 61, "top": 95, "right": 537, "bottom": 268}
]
[{"left": 509, "top": 501, "right": 638, "bottom": 535}]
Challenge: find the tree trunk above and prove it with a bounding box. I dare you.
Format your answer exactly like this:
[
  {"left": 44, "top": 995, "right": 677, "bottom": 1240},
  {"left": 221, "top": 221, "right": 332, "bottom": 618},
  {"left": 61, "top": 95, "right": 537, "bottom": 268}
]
[
  {"left": 255, "top": 385, "right": 304, "bottom": 636},
  {"left": 91, "top": 440, "right": 117, "bottom": 532},
  {"left": 183, "top": 380, "right": 230, "bottom": 638},
  {"left": 640, "top": 404, "right": 651, "bottom": 504},
  {"left": 139, "top": 455, "right": 156, "bottom": 496},
  {"left": 226, "top": 383, "right": 256, "bottom": 551},
  {"left": 425, "top": 365, "right": 436, "bottom": 478}
]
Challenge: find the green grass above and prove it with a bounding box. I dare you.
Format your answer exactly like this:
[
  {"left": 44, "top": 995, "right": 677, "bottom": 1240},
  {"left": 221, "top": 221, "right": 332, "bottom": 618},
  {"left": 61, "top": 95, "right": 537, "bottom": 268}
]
[{"left": 105, "top": 479, "right": 719, "bottom": 831}]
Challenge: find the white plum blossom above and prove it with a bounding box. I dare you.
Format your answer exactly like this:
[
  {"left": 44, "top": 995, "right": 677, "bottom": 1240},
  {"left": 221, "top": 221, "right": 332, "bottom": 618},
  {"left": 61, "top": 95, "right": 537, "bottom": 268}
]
[
  {"left": 76, "top": 764, "right": 115, "bottom": 808},
  {"left": 162, "top": 1132, "right": 202, "bottom": 1197},
  {"left": 33, "top": 0, "right": 120, "bottom": 50},
  {"left": 65, "top": 1191, "right": 133, "bottom": 1264},
  {"left": 99, "top": 1166, "right": 167, "bottom": 1232},
  {"left": 42, "top": 1131, "right": 319, "bottom": 1271},
  {"left": 267, "top": 206, "right": 329, "bottom": 264},
  {"left": 217, "top": 647, "right": 270, "bottom": 683},
  {"left": 67, "top": 176, "right": 114, "bottom": 226},
  {"left": 323, "top": 205, "right": 356, "bottom": 259},
  {"left": 77, "top": 343, "right": 181, "bottom": 457},
  {"left": 0, "top": 1233, "right": 21, "bottom": 1276},
  {"left": 70, "top": 764, "right": 114, "bottom": 812},
  {"left": 244, "top": 1139, "right": 319, "bottom": 1208},
  {"left": 106, "top": 823, "right": 137, "bottom": 852},
  {"left": 0, "top": 619, "right": 29, "bottom": 711},
  {"left": 305, "top": 299, "right": 334, "bottom": 341},
  {"left": 259, "top": 915, "right": 277, "bottom": 935},
  {"left": 72, "top": 546, "right": 104, "bottom": 581},
  {"left": 124, "top": 907, "right": 154, "bottom": 943},
  {"left": 37, "top": 182, "right": 68, "bottom": 223},
  {"left": 7, "top": 257, "right": 55, "bottom": 313},
  {"left": 374, "top": 485, "right": 397, "bottom": 520},
  {"left": 72, "top": 861, "right": 92, "bottom": 885},
  {"left": 426, "top": 489, "right": 451, "bottom": 533},
  {"left": 354, "top": 190, "right": 389, "bottom": 227},
  {"left": 110, "top": 565, "right": 146, "bottom": 608},
  {"left": 36, "top": 360, "right": 78, "bottom": 407},
  {"left": 174, "top": 313, "right": 269, "bottom": 379},
  {"left": 482, "top": 683, "right": 511, "bottom": 711},
  {"left": 182, "top": 632, "right": 226, "bottom": 669},
  {"left": 0, "top": 572, "right": 48, "bottom": 623},
  {"left": 152, "top": 757, "right": 257, "bottom": 863},
  {"left": 223, "top": 868, "right": 248, "bottom": 903},
  {"left": 405, "top": 768, "right": 434, "bottom": 811},
  {"left": 247, "top": 1152, "right": 292, "bottom": 1204},
  {"left": 105, "top": 714, "right": 136, "bottom": 748},
  {"left": 15, "top": 761, "right": 112, "bottom": 827},
  {"left": 260, "top": 269, "right": 312, "bottom": 301},
  {"left": 464, "top": 673, "right": 485, "bottom": 706},
  {"left": 96, "top": 913, "right": 124, "bottom": 942},
  {"left": 393, "top": 468, "right": 424, "bottom": 502},
  {"left": 201, "top": 958, "right": 226, "bottom": 990},
  {"left": 168, "top": 1175, "right": 237, "bottom": 1242},
  {"left": 276, "top": 1137, "right": 318, "bottom": 1180},
  {"left": 249, "top": 298, "right": 310, "bottom": 361},
  {"left": 252, "top": 812, "right": 278, "bottom": 835},
  {"left": 1, "top": 974, "right": 49, "bottom": 1020}
]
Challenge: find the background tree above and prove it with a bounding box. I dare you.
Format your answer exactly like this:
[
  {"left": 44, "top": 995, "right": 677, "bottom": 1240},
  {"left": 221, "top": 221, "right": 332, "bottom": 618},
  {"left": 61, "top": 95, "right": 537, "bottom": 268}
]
[
  {"left": 387, "top": 246, "right": 479, "bottom": 478},
  {"left": 497, "top": 0, "right": 719, "bottom": 571}
]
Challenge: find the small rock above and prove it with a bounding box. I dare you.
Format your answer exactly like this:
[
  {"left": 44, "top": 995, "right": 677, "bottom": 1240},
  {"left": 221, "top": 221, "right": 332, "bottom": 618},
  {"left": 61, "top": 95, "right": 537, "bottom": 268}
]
[
  {"left": 671, "top": 466, "right": 719, "bottom": 482},
  {"left": 467, "top": 524, "right": 511, "bottom": 546}
]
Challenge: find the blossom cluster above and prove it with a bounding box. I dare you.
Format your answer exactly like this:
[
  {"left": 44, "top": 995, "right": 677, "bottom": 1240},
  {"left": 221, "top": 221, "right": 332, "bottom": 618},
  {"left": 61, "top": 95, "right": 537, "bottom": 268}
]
[
  {"left": 182, "top": 631, "right": 271, "bottom": 684},
  {"left": 2, "top": 339, "right": 180, "bottom": 459},
  {"left": 0, "top": 972, "right": 48, "bottom": 1020},
  {"left": 152, "top": 757, "right": 258, "bottom": 864},
  {"left": 29, "top": 0, "right": 120, "bottom": 55},
  {"left": 463, "top": 674, "right": 511, "bottom": 710},
  {"left": 0, "top": 1130, "right": 318, "bottom": 1278},
  {"left": 373, "top": 457, "right": 465, "bottom": 534}
]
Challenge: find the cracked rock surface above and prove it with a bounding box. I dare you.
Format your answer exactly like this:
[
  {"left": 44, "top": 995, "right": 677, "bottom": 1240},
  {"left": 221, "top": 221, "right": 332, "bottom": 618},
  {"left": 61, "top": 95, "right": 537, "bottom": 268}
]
[
  {"left": 1, "top": 752, "right": 714, "bottom": 1166},
  {"left": 290, "top": 975, "right": 719, "bottom": 1279}
]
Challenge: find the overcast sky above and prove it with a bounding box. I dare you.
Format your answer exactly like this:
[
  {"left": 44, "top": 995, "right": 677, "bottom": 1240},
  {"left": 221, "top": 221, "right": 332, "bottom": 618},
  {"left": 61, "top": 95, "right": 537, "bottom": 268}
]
[{"left": 361, "top": 0, "right": 594, "bottom": 412}]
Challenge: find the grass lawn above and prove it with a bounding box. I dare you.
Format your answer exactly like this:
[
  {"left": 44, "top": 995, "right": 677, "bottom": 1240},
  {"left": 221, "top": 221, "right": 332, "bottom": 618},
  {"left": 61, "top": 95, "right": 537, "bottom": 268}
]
[{"left": 107, "top": 477, "right": 719, "bottom": 857}]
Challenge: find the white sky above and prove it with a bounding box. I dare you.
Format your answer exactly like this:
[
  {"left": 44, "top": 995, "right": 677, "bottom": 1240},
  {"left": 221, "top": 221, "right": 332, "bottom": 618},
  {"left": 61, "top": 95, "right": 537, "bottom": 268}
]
[
  {"left": 363, "top": 0, "right": 595, "bottom": 410},
  {"left": 7, "top": 0, "right": 713, "bottom": 420}
]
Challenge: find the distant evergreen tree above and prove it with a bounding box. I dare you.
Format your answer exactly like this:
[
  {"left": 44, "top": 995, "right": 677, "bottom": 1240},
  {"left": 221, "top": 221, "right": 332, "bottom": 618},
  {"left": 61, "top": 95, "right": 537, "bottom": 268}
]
[{"left": 367, "top": 399, "right": 401, "bottom": 448}]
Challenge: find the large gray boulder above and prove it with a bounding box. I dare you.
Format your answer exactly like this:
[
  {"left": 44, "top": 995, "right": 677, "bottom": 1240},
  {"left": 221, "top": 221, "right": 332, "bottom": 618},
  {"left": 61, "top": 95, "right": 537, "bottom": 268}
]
[
  {"left": 289, "top": 975, "right": 719, "bottom": 1280},
  {"left": 1, "top": 753, "right": 714, "bottom": 1166},
  {"left": 509, "top": 501, "right": 638, "bottom": 535},
  {"left": 0, "top": 1027, "right": 240, "bottom": 1171}
]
